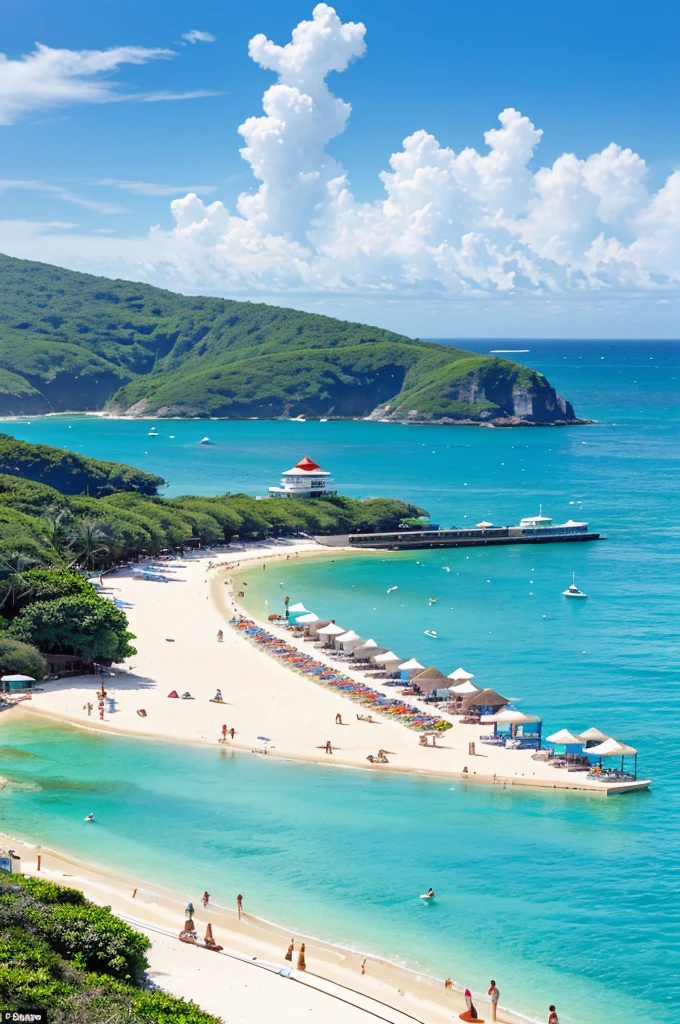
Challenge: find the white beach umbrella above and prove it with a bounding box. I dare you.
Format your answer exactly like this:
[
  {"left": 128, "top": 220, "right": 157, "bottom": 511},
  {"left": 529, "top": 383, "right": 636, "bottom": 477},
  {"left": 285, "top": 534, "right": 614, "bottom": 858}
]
[
  {"left": 373, "top": 650, "right": 402, "bottom": 664},
  {"left": 578, "top": 727, "right": 610, "bottom": 744},
  {"left": 398, "top": 658, "right": 424, "bottom": 671},
  {"left": 336, "top": 629, "right": 360, "bottom": 642},
  {"left": 316, "top": 623, "right": 346, "bottom": 637},
  {"left": 287, "top": 603, "right": 308, "bottom": 613},
  {"left": 448, "top": 667, "right": 475, "bottom": 681},
  {"left": 546, "top": 729, "right": 583, "bottom": 745},
  {"left": 481, "top": 710, "right": 542, "bottom": 724},
  {"left": 448, "top": 680, "right": 478, "bottom": 694},
  {"left": 586, "top": 738, "right": 637, "bottom": 757}
]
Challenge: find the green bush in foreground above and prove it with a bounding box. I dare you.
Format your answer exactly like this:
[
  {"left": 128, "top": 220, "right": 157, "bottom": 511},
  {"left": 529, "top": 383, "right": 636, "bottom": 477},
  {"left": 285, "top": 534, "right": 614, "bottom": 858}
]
[{"left": 0, "top": 876, "right": 222, "bottom": 1024}]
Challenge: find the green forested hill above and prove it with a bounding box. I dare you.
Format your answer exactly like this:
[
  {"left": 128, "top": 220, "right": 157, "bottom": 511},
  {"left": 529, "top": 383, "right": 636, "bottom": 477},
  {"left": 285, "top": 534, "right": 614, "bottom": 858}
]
[{"left": 0, "top": 253, "right": 579, "bottom": 423}]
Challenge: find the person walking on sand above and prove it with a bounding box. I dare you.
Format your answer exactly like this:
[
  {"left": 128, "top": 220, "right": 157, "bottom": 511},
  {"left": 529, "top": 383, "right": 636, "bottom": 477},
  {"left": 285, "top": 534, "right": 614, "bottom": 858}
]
[
  {"left": 335, "top": 713, "right": 343, "bottom": 725},
  {"left": 236, "top": 893, "right": 243, "bottom": 919},
  {"left": 325, "top": 740, "right": 333, "bottom": 754},
  {"left": 285, "top": 939, "right": 294, "bottom": 962},
  {"left": 548, "top": 1006, "right": 559, "bottom": 1024},
  {"left": 185, "top": 901, "right": 194, "bottom": 919},
  {"left": 202, "top": 891, "right": 210, "bottom": 908},
  {"left": 297, "top": 942, "right": 306, "bottom": 971},
  {"left": 220, "top": 725, "right": 228, "bottom": 743},
  {"left": 230, "top": 727, "right": 235, "bottom": 739},
  {"left": 488, "top": 980, "right": 499, "bottom": 1021}
]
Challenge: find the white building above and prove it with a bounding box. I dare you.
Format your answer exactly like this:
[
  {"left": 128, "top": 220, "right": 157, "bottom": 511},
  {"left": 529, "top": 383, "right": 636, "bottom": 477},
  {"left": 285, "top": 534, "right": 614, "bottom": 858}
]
[{"left": 268, "top": 456, "right": 337, "bottom": 499}]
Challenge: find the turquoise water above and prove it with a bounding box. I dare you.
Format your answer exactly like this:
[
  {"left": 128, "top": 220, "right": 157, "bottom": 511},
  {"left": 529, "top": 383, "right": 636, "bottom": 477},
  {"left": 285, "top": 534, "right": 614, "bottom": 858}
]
[{"left": 1, "top": 340, "right": 679, "bottom": 1024}]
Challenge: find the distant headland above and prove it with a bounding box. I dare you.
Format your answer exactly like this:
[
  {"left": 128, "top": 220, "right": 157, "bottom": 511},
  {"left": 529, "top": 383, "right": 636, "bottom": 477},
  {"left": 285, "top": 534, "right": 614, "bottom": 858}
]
[{"left": 0, "top": 254, "right": 587, "bottom": 425}]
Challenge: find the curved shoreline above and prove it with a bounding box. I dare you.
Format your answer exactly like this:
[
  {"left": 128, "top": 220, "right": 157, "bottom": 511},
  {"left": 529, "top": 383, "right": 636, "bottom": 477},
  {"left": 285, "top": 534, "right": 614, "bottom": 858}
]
[{"left": 0, "top": 830, "right": 534, "bottom": 1024}]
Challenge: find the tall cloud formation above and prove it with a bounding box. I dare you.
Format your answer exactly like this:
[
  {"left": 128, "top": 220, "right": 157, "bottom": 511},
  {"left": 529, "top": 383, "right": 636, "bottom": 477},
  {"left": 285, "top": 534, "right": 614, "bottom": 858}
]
[{"left": 161, "top": 3, "right": 679, "bottom": 298}]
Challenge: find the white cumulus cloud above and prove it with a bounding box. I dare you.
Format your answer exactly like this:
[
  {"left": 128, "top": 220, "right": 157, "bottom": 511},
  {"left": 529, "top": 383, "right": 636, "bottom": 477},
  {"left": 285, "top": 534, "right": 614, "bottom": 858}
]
[{"left": 0, "top": 2, "right": 678, "bottom": 318}]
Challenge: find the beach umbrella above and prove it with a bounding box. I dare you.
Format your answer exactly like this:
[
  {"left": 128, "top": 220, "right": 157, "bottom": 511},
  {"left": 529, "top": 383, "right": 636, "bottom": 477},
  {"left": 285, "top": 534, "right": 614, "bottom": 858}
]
[
  {"left": 352, "top": 644, "right": 388, "bottom": 660},
  {"left": 316, "top": 623, "right": 346, "bottom": 637},
  {"left": 335, "top": 629, "right": 364, "bottom": 651},
  {"left": 412, "top": 667, "right": 449, "bottom": 693},
  {"left": 448, "top": 680, "right": 478, "bottom": 695},
  {"left": 476, "top": 521, "right": 494, "bottom": 529},
  {"left": 578, "top": 727, "right": 610, "bottom": 745},
  {"left": 448, "top": 667, "right": 475, "bottom": 681},
  {"left": 373, "top": 650, "right": 402, "bottom": 664},
  {"left": 586, "top": 738, "right": 637, "bottom": 757},
  {"left": 545, "top": 729, "right": 583, "bottom": 745},
  {"left": 482, "top": 710, "right": 542, "bottom": 724},
  {"left": 287, "top": 602, "right": 308, "bottom": 613}
]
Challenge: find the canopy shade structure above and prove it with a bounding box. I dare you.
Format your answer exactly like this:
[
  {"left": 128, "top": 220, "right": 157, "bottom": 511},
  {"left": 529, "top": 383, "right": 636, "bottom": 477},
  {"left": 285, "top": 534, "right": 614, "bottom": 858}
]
[
  {"left": 294, "top": 612, "right": 319, "bottom": 624},
  {"left": 546, "top": 729, "right": 583, "bottom": 745},
  {"left": 448, "top": 667, "right": 474, "bottom": 681},
  {"left": 481, "top": 710, "right": 542, "bottom": 725},
  {"left": 307, "top": 619, "right": 333, "bottom": 635},
  {"left": 460, "top": 688, "right": 509, "bottom": 711},
  {"left": 316, "top": 623, "right": 346, "bottom": 637},
  {"left": 373, "top": 650, "right": 402, "bottom": 664},
  {"left": 587, "top": 738, "right": 637, "bottom": 757},
  {"left": 578, "top": 727, "right": 610, "bottom": 744},
  {"left": 287, "top": 603, "right": 308, "bottom": 613},
  {"left": 336, "top": 629, "right": 361, "bottom": 643},
  {"left": 352, "top": 645, "right": 387, "bottom": 660},
  {"left": 448, "top": 680, "right": 478, "bottom": 695},
  {"left": 335, "top": 630, "right": 365, "bottom": 651},
  {"left": 412, "top": 667, "right": 450, "bottom": 693},
  {"left": 399, "top": 658, "right": 425, "bottom": 672},
  {"left": 1, "top": 674, "right": 36, "bottom": 683}
]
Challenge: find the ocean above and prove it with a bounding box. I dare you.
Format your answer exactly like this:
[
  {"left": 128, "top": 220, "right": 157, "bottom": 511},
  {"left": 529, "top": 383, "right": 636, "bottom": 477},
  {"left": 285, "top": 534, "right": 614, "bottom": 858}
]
[{"left": 1, "top": 339, "right": 678, "bottom": 1024}]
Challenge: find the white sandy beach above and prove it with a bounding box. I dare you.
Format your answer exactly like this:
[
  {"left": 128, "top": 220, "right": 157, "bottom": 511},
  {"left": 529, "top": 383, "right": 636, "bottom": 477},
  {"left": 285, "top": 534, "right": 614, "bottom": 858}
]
[
  {"left": 4, "top": 834, "right": 531, "bottom": 1024},
  {"left": 15, "top": 543, "right": 642, "bottom": 793}
]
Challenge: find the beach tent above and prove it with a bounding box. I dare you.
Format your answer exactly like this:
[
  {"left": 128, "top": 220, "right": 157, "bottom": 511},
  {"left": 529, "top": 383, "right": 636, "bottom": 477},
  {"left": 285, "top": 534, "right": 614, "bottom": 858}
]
[
  {"left": 412, "top": 667, "right": 450, "bottom": 694},
  {"left": 460, "top": 689, "right": 509, "bottom": 713},
  {"left": 316, "top": 623, "right": 346, "bottom": 638},
  {"left": 482, "top": 709, "right": 543, "bottom": 746},
  {"left": 294, "top": 612, "right": 319, "bottom": 624},
  {"left": 448, "top": 667, "right": 475, "bottom": 681},
  {"left": 352, "top": 643, "right": 386, "bottom": 661},
  {"left": 398, "top": 657, "right": 424, "bottom": 681},
  {"left": 546, "top": 729, "right": 583, "bottom": 746},
  {"left": 335, "top": 629, "right": 364, "bottom": 651},
  {"left": 307, "top": 619, "right": 333, "bottom": 636},
  {"left": 1, "top": 674, "right": 36, "bottom": 693},
  {"left": 373, "top": 650, "right": 402, "bottom": 665},
  {"left": 578, "top": 727, "right": 610, "bottom": 747},
  {"left": 448, "top": 680, "right": 478, "bottom": 695},
  {"left": 586, "top": 737, "right": 638, "bottom": 779}
]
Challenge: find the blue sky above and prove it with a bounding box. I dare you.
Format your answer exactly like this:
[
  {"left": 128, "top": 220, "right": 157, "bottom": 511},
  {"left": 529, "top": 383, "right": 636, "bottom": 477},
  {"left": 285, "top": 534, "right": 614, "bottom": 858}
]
[{"left": 1, "top": 0, "right": 678, "bottom": 337}]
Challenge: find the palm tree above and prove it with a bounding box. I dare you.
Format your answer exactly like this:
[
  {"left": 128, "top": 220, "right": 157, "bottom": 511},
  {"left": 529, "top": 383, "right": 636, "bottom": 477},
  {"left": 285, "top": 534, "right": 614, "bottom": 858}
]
[
  {"left": 40, "top": 506, "right": 72, "bottom": 557},
  {"left": 68, "top": 520, "right": 112, "bottom": 570},
  {"left": 0, "top": 551, "right": 40, "bottom": 610}
]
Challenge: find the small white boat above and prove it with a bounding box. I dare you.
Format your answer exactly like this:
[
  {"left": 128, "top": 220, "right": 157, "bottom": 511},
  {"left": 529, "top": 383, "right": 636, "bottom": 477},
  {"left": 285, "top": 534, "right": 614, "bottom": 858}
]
[
  {"left": 320, "top": 418, "right": 328, "bottom": 423},
  {"left": 387, "top": 586, "right": 398, "bottom": 593},
  {"left": 198, "top": 436, "right": 215, "bottom": 445},
  {"left": 563, "top": 573, "right": 587, "bottom": 599},
  {"left": 148, "top": 429, "right": 159, "bottom": 437},
  {"left": 424, "top": 629, "right": 438, "bottom": 638}
]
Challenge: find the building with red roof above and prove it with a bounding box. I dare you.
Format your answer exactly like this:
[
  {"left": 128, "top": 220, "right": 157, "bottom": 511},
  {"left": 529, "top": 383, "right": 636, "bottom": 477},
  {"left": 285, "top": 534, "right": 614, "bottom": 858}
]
[{"left": 268, "top": 456, "right": 337, "bottom": 499}]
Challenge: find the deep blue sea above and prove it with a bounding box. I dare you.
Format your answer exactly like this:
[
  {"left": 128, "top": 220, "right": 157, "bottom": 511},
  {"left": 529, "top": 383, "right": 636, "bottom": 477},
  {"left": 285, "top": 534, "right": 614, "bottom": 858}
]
[{"left": 1, "top": 340, "right": 679, "bottom": 1024}]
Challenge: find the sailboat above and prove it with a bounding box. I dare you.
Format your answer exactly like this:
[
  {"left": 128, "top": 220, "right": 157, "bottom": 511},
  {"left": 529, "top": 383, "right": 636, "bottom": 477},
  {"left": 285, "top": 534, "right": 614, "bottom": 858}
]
[{"left": 563, "top": 573, "right": 587, "bottom": 598}]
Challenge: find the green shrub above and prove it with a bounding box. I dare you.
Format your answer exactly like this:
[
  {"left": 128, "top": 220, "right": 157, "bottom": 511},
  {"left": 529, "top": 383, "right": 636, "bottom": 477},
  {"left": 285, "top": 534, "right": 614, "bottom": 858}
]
[{"left": 0, "top": 636, "right": 47, "bottom": 679}]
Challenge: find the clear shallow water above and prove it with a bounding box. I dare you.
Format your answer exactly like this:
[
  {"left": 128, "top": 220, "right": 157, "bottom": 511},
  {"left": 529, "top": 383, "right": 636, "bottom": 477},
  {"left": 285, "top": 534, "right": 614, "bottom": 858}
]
[{"left": 1, "top": 340, "right": 679, "bottom": 1024}]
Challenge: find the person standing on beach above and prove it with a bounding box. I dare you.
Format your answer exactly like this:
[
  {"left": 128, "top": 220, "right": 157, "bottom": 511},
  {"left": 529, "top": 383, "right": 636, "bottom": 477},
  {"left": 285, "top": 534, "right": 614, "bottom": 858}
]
[
  {"left": 285, "top": 939, "right": 294, "bottom": 962},
  {"left": 185, "top": 901, "right": 194, "bottom": 919},
  {"left": 202, "top": 891, "right": 210, "bottom": 908},
  {"left": 548, "top": 1006, "right": 559, "bottom": 1024},
  {"left": 220, "top": 725, "right": 227, "bottom": 743},
  {"left": 297, "top": 942, "right": 306, "bottom": 971},
  {"left": 236, "top": 893, "right": 243, "bottom": 919},
  {"left": 464, "top": 988, "right": 472, "bottom": 1010},
  {"left": 488, "top": 980, "right": 499, "bottom": 1021}
]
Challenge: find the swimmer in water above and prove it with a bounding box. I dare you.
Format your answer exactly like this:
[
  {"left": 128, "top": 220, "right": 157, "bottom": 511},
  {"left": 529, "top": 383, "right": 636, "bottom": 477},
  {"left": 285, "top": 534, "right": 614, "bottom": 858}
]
[
  {"left": 84, "top": 813, "right": 95, "bottom": 822},
  {"left": 423, "top": 887, "right": 435, "bottom": 898}
]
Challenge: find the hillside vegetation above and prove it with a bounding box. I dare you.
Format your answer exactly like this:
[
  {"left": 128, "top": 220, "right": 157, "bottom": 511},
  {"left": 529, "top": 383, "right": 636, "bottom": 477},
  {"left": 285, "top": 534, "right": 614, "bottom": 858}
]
[
  {"left": 0, "top": 254, "right": 579, "bottom": 424},
  {"left": 0, "top": 875, "right": 221, "bottom": 1024}
]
